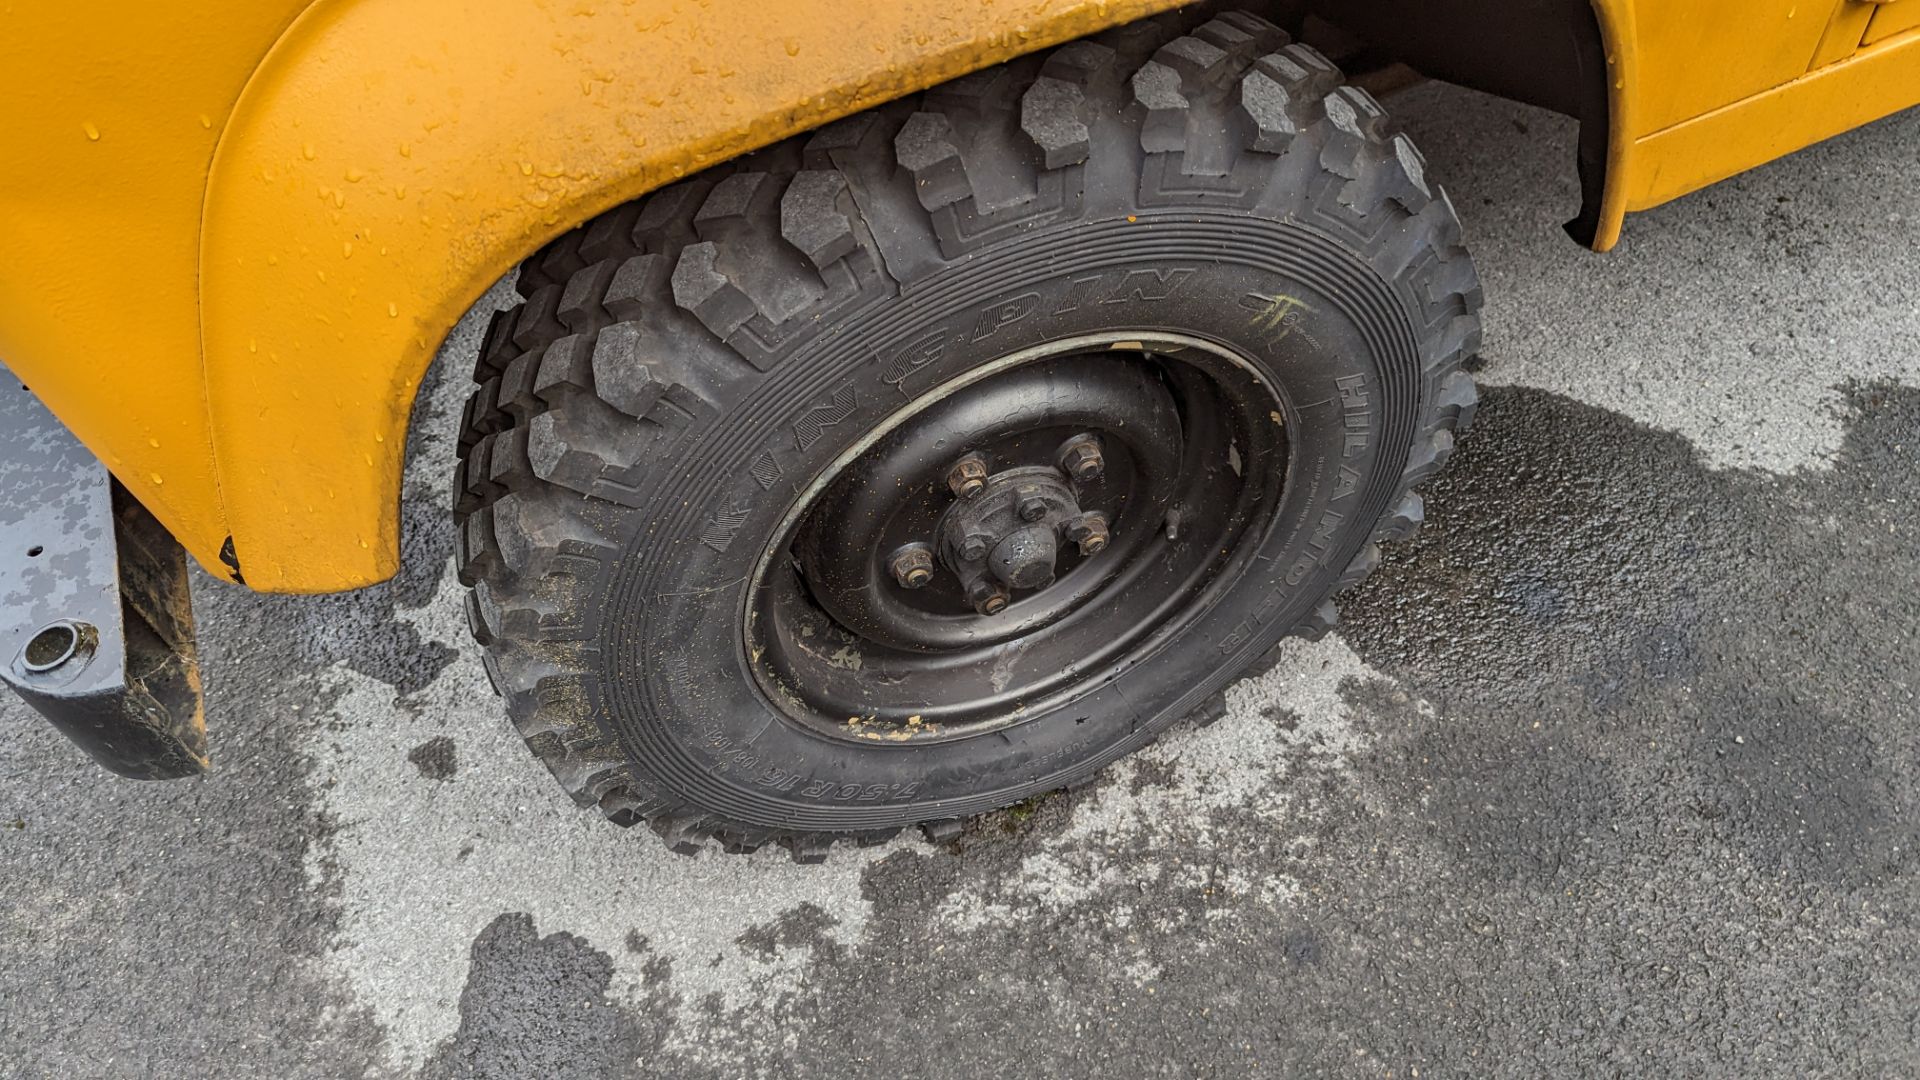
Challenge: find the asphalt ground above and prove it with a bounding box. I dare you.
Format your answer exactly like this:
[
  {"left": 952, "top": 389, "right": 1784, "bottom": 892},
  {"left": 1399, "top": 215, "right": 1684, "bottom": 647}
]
[{"left": 3, "top": 79, "right": 1918, "bottom": 1079}]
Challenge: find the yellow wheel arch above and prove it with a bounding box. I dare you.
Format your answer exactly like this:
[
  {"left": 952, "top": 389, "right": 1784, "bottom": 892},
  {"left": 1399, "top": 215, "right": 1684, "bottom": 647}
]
[
  {"left": 200, "top": 0, "right": 1190, "bottom": 591},
  {"left": 47, "top": 0, "right": 1917, "bottom": 592}
]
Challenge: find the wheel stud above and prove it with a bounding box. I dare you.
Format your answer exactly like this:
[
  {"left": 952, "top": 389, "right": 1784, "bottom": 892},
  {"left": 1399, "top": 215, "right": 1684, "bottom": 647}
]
[
  {"left": 1058, "top": 435, "right": 1104, "bottom": 483},
  {"left": 946, "top": 453, "right": 989, "bottom": 499},
  {"left": 1065, "top": 511, "right": 1109, "bottom": 556},
  {"left": 958, "top": 534, "right": 991, "bottom": 562},
  {"left": 1018, "top": 495, "right": 1049, "bottom": 522},
  {"left": 888, "top": 543, "right": 935, "bottom": 589},
  {"left": 967, "top": 579, "right": 1010, "bottom": 616}
]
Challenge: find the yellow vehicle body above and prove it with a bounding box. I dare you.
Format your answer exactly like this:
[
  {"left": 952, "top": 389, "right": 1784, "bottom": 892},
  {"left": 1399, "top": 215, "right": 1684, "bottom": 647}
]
[{"left": 2, "top": 0, "right": 1917, "bottom": 593}]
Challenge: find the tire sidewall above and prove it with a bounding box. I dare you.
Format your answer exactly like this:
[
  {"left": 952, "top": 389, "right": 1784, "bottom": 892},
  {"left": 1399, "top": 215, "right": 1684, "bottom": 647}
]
[{"left": 601, "top": 211, "right": 1423, "bottom": 829}]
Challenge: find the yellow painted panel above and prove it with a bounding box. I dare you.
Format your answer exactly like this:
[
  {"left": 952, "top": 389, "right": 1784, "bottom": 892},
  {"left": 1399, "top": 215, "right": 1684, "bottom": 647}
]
[
  {"left": 1865, "top": 0, "right": 1920, "bottom": 46},
  {"left": 1809, "top": 1, "right": 1878, "bottom": 68},
  {"left": 1627, "top": 0, "right": 1853, "bottom": 133},
  {"left": 199, "top": 0, "right": 1188, "bottom": 591},
  {"left": 1624, "top": 22, "right": 1920, "bottom": 210},
  {"left": 1589, "top": 0, "right": 1639, "bottom": 252},
  {"left": 0, "top": 2, "right": 313, "bottom": 575}
]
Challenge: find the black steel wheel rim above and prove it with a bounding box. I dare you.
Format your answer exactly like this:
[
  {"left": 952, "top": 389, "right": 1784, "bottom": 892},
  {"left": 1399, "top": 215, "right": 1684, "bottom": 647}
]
[{"left": 745, "top": 333, "right": 1289, "bottom": 745}]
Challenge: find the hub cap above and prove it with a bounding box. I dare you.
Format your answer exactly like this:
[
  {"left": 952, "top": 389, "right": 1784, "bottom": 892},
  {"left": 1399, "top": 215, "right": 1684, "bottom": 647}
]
[{"left": 747, "top": 334, "right": 1288, "bottom": 744}]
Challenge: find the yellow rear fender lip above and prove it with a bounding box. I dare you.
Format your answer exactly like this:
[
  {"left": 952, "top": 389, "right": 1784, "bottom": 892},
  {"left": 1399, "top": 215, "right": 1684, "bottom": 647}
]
[{"left": 197, "top": 0, "right": 1192, "bottom": 593}]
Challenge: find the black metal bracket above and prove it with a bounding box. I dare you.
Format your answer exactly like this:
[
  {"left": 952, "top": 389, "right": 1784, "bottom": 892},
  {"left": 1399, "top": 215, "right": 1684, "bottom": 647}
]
[{"left": 1, "top": 372, "right": 207, "bottom": 780}]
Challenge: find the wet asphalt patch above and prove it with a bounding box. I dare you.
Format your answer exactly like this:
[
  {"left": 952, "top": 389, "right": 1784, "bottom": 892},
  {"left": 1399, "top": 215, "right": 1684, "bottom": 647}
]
[
  {"left": 408, "top": 736, "right": 460, "bottom": 782},
  {"left": 0, "top": 589, "right": 385, "bottom": 1079},
  {"left": 498, "top": 383, "right": 1910, "bottom": 1079},
  {"left": 3, "top": 354, "right": 1916, "bottom": 1080},
  {"left": 420, "top": 914, "right": 673, "bottom": 1080},
  {"left": 1344, "top": 382, "right": 1920, "bottom": 893}
]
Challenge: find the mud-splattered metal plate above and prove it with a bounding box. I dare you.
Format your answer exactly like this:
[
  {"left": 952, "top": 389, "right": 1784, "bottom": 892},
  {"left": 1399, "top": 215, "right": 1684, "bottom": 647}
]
[{"left": 0, "top": 365, "right": 205, "bottom": 778}]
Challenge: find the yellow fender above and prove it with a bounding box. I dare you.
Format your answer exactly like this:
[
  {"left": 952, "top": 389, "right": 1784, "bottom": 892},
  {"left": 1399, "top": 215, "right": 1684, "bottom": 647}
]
[
  {"left": 201, "top": 0, "right": 1190, "bottom": 591},
  {"left": 17, "top": 0, "right": 1918, "bottom": 593}
]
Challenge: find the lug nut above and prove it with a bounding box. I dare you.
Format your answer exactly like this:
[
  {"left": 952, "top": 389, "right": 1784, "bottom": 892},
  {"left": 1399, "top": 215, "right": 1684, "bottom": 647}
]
[
  {"left": 958, "top": 534, "right": 991, "bottom": 562},
  {"left": 1018, "top": 495, "right": 1049, "bottom": 522},
  {"left": 1058, "top": 436, "right": 1104, "bottom": 482},
  {"left": 946, "top": 453, "right": 989, "bottom": 499},
  {"left": 1065, "top": 511, "right": 1110, "bottom": 556},
  {"left": 888, "top": 544, "right": 935, "bottom": 589},
  {"left": 967, "top": 579, "right": 1010, "bottom": 616}
]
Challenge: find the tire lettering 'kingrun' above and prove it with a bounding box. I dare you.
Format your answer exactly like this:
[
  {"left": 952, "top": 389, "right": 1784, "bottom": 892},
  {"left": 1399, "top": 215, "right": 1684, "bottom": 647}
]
[
  {"left": 881, "top": 265, "right": 1202, "bottom": 391},
  {"left": 792, "top": 386, "right": 858, "bottom": 451}
]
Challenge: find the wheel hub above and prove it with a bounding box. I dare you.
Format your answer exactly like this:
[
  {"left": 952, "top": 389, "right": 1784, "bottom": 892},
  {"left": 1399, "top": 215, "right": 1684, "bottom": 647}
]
[
  {"left": 789, "top": 352, "right": 1188, "bottom": 653},
  {"left": 755, "top": 335, "right": 1288, "bottom": 740},
  {"left": 930, "top": 459, "right": 1099, "bottom": 612}
]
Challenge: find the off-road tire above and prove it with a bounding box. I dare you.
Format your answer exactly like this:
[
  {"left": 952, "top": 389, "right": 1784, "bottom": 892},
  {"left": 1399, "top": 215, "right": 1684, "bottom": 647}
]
[{"left": 452, "top": 9, "right": 1481, "bottom": 859}]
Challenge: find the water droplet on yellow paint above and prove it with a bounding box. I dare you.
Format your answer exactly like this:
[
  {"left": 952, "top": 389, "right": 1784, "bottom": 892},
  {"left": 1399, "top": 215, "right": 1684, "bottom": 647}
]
[
  {"left": 344, "top": 167, "right": 365, "bottom": 182},
  {"left": 394, "top": 183, "right": 407, "bottom": 199},
  {"left": 82, "top": 121, "right": 100, "bottom": 141},
  {"left": 398, "top": 142, "right": 412, "bottom": 158},
  {"left": 342, "top": 241, "right": 354, "bottom": 258},
  {"left": 387, "top": 302, "right": 398, "bottom": 318},
  {"left": 317, "top": 270, "right": 328, "bottom": 283},
  {"left": 248, "top": 338, "right": 257, "bottom": 353},
  {"left": 784, "top": 38, "right": 800, "bottom": 57},
  {"left": 332, "top": 190, "right": 345, "bottom": 209},
  {"left": 267, "top": 254, "right": 279, "bottom": 266},
  {"left": 148, "top": 438, "right": 160, "bottom": 448},
  {"left": 149, "top": 473, "right": 164, "bottom": 486},
  {"left": 374, "top": 432, "right": 385, "bottom": 443},
  {"left": 198, "top": 114, "right": 212, "bottom": 129},
  {"left": 520, "top": 161, "right": 534, "bottom": 176},
  {"left": 302, "top": 143, "right": 316, "bottom": 161}
]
